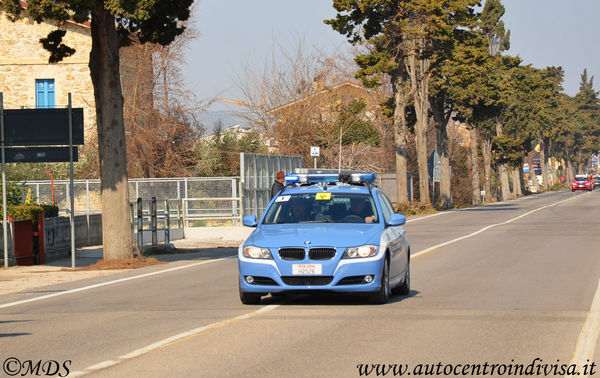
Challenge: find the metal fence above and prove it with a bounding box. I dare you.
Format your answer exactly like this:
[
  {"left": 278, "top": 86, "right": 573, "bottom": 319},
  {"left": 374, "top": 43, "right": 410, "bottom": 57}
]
[
  {"left": 21, "top": 170, "right": 409, "bottom": 226},
  {"left": 23, "top": 177, "right": 242, "bottom": 226},
  {"left": 240, "top": 152, "right": 303, "bottom": 218}
]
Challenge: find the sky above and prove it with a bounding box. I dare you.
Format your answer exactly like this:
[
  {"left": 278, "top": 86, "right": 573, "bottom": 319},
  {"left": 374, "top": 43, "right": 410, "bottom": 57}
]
[{"left": 182, "top": 0, "right": 600, "bottom": 117}]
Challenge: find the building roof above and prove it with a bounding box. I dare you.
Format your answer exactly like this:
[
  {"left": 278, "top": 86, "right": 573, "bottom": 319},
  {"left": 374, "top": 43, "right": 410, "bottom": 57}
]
[{"left": 267, "top": 79, "right": 376, "bottom": 114}]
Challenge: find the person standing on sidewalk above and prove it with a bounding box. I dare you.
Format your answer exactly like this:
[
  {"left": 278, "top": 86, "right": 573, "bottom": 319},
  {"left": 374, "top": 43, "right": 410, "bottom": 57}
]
[{"left": 271, "top": 171, "right": 285, "bottom": 198}]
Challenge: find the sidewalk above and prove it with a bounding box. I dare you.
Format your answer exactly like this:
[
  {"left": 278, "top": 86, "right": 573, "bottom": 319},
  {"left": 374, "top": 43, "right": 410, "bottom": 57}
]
[{"left": 0, "top": 228, "right": 253, "bottom": 296}]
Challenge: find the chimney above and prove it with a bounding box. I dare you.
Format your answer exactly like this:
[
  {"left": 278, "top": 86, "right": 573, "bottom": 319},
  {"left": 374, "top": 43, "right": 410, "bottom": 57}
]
[{"left": 313, "top": 72, "right": 327, "bottom": 92}]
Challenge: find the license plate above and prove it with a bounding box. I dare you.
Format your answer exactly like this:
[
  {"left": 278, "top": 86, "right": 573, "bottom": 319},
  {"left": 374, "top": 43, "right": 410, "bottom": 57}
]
[{"left": 292, "top": 264, "right": 322, "bottom": 275}]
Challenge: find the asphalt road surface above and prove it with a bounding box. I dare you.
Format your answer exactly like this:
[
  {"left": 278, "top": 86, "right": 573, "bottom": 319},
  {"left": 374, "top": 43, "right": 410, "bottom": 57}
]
[{"left": 1, "top": 190, "right": 599, "bottom": 377}]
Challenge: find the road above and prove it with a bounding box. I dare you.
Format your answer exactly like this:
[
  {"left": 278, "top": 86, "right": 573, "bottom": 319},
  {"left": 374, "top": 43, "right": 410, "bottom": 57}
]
[{"left": 1, "top": 190, "right": 599, "bottom": 377}]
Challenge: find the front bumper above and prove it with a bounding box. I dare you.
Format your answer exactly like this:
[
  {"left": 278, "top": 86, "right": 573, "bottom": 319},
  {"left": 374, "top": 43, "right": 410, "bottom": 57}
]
[{"left": 238, "top": 255, "right": 385, "bottom": 294}]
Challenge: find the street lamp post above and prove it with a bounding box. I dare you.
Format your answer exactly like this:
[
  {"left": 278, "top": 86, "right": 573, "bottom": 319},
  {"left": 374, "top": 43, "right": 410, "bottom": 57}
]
[{"left": 44, "top": 170, "right": 54, "bottom": 206}]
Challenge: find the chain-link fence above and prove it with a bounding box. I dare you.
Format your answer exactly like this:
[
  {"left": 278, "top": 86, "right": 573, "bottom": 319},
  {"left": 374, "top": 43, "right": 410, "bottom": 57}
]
[{"left": 22, "top": 177, "right": 241, "bottom": 226}]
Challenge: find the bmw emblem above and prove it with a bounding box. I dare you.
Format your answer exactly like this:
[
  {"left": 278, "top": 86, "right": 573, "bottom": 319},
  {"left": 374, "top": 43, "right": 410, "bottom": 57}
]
[{"left": 304, "top": 240, "right": 311, "bottom": 246}]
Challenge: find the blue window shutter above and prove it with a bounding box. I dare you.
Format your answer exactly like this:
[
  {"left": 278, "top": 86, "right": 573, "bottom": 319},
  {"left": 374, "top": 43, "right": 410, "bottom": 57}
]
[
  {"left": 36, "top": 80, "right": 46, "bottom": 108},
  {"left": 47, "top": 81, "right": 55, "bottom": 107},
  {"left": 35, "top": 79, "right": 55, "bottom": 108}
]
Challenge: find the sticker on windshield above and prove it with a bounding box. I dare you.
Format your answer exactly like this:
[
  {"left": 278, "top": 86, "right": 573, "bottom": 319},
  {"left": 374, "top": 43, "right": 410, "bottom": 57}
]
[
  {"left": 275, "top": 195, "right": 291, "bottom": 202},
  {"left": 315, "top": 193, "right": 331, "bottom": 200}
]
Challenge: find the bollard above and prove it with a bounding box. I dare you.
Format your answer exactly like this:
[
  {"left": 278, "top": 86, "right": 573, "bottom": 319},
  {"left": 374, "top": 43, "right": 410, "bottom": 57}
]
[
  {"left": 151, "top": 197, "right": 157, "bottom": 246},
  {"left": 137, "top": 197, "right": 143, "bottom": 253},
  {"left": 165, "top": 200, "right": 170, "bottom": 246}
]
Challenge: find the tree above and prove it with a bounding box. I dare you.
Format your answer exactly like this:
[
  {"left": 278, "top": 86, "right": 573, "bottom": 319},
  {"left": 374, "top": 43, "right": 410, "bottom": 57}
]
[
  {"left": 233, "top": 37, "right": 391, "bottom": 171},
  {"left": 4, "top": 0, "right": 193, "bottom": 259},
  {"left": 572, "top": 69, "right": 600, "bottom": 173},
  {"left": 195, "top": 122, "right": 269, "bottom": 177},
  {"left": 326, "top": 0, "right": 479, "bottom": 204}
]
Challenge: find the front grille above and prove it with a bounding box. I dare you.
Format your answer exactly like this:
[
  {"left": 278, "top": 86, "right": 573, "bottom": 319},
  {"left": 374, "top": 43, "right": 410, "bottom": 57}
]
[
  {"left": 309, "top": 248, "right": 336, "bottom": 260},
  {"left": 279, "top": 248, "right": 305, "bottom": 260},
  {"left": 337, "top": 276, "right": 367, "bottom": 285},
  {"left": 281, "top": 276, "right": 333, "bottom": 286},
  {"left": 249, "top": 276, "right": 278, "bottom": 286}
]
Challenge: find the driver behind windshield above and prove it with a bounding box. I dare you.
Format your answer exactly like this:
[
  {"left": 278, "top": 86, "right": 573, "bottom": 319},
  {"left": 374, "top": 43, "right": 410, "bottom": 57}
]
[
  {"left": 281, "top": 197, "right": 311, "bottom": 223},
  {"left": 350, "top": 197, "right": 376, "bottom": 223}
]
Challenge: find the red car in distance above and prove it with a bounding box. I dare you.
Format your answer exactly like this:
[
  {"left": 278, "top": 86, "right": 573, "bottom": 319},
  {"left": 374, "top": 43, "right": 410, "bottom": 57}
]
[{"left": 572, "top": 175, "right": 593, "bottom": 191}]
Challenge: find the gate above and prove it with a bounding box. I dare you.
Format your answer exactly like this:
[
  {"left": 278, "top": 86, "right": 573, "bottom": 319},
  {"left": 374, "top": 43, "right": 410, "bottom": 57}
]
[{"left": 240, "top": 152, "right": 303, "bottom": 218}]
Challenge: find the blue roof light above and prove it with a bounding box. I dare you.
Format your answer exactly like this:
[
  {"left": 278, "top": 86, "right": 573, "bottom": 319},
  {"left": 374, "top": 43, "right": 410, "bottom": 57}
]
[
  {"left": 284, "top": 174, "right": 301, "bottom": 183},
  {"left": 286, "top": 171, "right": 376, "bottom": 185},
  {"left": 350, "top": 173, "right": 376, "bottom": 183}
]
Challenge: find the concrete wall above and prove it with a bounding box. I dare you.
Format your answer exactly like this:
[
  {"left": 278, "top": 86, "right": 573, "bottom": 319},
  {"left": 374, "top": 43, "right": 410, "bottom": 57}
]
[
  {"left": 44, "top": 214, "right": 184, "bottom": 261},
  {"left": 44, "top": 214, "right": 103, "bottom": 260}
]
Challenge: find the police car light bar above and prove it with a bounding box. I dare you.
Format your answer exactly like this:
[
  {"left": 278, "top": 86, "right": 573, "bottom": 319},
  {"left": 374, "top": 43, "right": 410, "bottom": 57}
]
[{"left": 285, "top": 172, "right": 376, "bottom": 184}]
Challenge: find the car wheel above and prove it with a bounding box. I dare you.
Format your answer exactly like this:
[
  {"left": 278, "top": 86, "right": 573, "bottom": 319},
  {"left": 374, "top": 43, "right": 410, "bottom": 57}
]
[
  {"left": 369, "top": 257, "right": 390, "bottom": 304},
  {"left": 392, "top": 253, "right": 410, "bottom": 296},
  {"left": 239, "top": 285, "right": 261, "bottom": 305}
]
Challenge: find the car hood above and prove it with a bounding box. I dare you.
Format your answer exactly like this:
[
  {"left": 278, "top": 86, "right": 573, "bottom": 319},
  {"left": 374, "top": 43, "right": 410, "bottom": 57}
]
[{"left": 247, "top": 223, "right": 382, "bottom": 248}]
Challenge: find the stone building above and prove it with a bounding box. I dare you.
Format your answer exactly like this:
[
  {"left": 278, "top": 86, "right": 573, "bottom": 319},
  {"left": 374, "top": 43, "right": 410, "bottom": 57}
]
[{"left": 0, "top": 4, "right": 150, "bottom": 145}]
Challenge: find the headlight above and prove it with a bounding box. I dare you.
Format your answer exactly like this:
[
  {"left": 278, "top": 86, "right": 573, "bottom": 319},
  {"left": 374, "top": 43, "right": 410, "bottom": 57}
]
[
  {"left": 343, "top": 245, "right": 378, "bottom": 258},
  {"left": 243, "top": 246, "right": 273, "bottom": 259}
]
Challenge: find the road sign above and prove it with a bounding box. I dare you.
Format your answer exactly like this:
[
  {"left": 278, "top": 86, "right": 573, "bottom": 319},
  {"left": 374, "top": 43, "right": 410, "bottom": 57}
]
[
  {"left": 5, "top": 147, "right": 78, "bottom": 163},
  {"left": 428, "top": 149, "right": 442, "bottom": 183},
  {"left": 310, "top": 146, "right": 320, "bottom": 157},
  {"left": 2, "top": 108, "right": 84, "bottom": 146}
]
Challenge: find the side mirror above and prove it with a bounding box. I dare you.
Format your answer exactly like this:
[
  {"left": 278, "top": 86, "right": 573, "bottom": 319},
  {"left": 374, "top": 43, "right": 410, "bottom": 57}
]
[
  {"left": 387, "top": 213, "right": 406, "bottom": 226},
  {"left": 242, "top": 215, "right": 258, "bottom": 227}
]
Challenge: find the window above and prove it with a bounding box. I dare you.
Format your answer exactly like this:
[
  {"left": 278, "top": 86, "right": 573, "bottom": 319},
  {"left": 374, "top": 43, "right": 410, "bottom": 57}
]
[
  {"left": 377, "top": 192, "right": 395, "bottom": 224},
  {"left": 36, "top": 79, "right": 55, "bottom": 108}
]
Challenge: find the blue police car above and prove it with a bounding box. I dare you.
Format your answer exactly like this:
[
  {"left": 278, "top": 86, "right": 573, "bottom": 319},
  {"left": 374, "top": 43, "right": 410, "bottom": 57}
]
[{"left": 238, "top": 172, "right": 410, "bottom": 304}]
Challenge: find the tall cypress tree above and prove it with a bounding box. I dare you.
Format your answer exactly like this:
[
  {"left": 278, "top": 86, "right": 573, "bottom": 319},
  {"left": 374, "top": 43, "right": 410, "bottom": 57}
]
[{"left": 326, "top": 0, "right": 479, "bottom": 204}]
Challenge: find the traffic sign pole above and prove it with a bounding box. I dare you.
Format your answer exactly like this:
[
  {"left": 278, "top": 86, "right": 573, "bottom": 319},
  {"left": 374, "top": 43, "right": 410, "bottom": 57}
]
[
  {"left": 68, "top": 94, "right": 76, "bottom": 269},
  {"left": 1, "top": 93, "right": 7, "bottom": 268}
]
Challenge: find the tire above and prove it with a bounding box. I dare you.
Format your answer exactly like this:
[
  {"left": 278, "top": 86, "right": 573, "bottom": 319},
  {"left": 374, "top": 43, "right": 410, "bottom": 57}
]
[
  {"left": 369, "top": 257, "right": 390, "bottom": 304},
  {"left": 392, "top": 252, "right": 410, "bottom": 296},
  {"left": 239, "top": 285, "right": 261, "bottom": 305}
]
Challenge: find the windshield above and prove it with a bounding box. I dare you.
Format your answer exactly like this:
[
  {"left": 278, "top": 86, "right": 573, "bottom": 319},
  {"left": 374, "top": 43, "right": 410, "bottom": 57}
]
[
  {"left": 574, "top": 177, "right": 588, "bottom": 182},
  {"left": 263, "top": 193, "right": 379, "bottom": 224}
]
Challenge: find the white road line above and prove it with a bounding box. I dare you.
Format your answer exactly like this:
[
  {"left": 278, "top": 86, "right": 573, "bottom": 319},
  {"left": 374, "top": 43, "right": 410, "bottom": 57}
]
[
  {"left": 411, "top": 194, "right": 580, "bottom": 259},
  {"left": 0, "top": 256, "right": 236, "bottom": 309},
  {"left": 70, "top": 304, "right": 279, "bottom": 376},
  {"left": 567, "top": 278, "right": 600, "bottom": 378},
  {"left": 406, "top": 212, "right": 447, "bottom": 223},
  {"left": 85, "top": 360, "right": 120, "bottom": 370},
  {"left": 405, "top": 190, "right": 574, "bottom": 223}
]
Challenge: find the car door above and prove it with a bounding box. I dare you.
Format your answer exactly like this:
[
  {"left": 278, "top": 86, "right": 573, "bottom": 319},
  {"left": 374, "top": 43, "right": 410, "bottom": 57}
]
[{"left": 377, "top": 192, "right": 407, "bottom": 282}]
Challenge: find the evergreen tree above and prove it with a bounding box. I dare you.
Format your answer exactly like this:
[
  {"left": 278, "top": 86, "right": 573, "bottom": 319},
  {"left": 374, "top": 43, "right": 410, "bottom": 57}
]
[{"left": 326, "top": 0, "right": 479, "bottom": 203}]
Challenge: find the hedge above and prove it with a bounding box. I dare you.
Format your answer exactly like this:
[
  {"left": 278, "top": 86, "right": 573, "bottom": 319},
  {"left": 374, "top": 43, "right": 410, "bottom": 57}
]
[{"left": 1, "top": 204, "right": 59, "bottom": 223}]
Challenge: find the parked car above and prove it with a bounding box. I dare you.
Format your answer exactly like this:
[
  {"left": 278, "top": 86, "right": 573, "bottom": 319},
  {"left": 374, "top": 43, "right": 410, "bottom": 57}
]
[
  {"left": 238, "top": 172, "right": 410, "bottom": 305},
  {"left": 572, "top": 175, "right": 593, "bottom": 191},
  {"left": 594, "top": 175, "right": 600, "bottom": 188}
]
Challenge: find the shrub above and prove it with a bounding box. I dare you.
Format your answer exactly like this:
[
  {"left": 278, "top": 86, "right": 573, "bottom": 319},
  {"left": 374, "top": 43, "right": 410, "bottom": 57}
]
[
  {"left": 8, "top": 204, "right": 44, "bottom": 223},
  {"left": 395, "top": 201, "right": 437, "bottom": 216},
  {"left": 40, "top": 204, "right": 59, "bottom": 218},
  {"left": 549, "top": 182, "right": 568, "bottom": 191}
]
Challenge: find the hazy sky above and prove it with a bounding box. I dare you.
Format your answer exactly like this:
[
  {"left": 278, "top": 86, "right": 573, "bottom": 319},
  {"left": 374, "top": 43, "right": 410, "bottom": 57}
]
[{"left": 182, "top": 0, "right": 600, "bottom": 112}]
